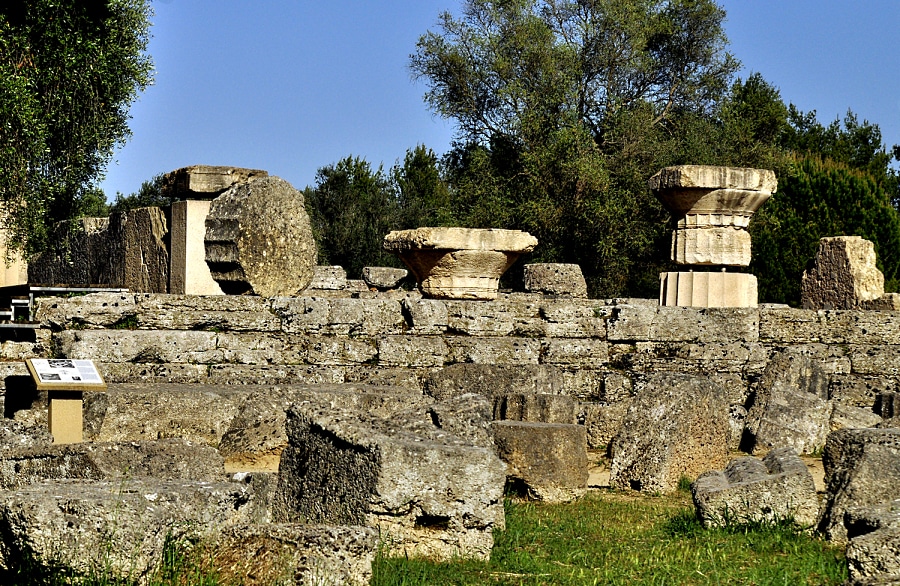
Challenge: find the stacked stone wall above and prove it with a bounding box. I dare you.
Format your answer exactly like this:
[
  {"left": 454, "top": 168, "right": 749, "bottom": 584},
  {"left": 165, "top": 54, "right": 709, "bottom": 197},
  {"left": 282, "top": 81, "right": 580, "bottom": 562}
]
[{"left": 2, "top": 292, "right": 896, "bottom": 447}]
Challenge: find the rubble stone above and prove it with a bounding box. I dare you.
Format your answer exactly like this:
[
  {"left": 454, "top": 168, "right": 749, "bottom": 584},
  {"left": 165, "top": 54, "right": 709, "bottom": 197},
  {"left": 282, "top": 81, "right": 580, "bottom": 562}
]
[
  {"left": 493, "top": 393, "right": 576, "bottom": 424},
  {"left": 802, "top": 236, "right": 885, "bottom": 310},
  {"left": 205, "top": 176, "right": 317, "bottom": 296},
  {"left": 844, "top": 499, "right": 900, "bottom": 584},
  {"left": 309, "top": 265, "right": 347, "bottom": 290},
  {"left": 691, "top": 447, "right": 818, "bottom": 528},
  {"left": 609, "top": 373, "right": 729, "bottom": 494},
  {"left": 273, "top": 405, "right": 506, "bottom": 560},
  {"left": 424, "top": 364, "right": 563, "bottom": 401},
  {"left": 363, "top": 266, "right": 409, "bottom": 290},
  {"left": 523, "top": 263, "right": 588, "bottom": 297}
]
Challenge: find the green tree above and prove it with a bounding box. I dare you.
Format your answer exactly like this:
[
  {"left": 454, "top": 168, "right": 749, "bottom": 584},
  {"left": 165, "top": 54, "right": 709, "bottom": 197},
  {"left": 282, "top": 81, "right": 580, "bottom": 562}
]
[
  {"left": 108, "top": 173, "right": 176, "bottom": 215},
  {"left": 411, "top": 0, "right": 742, "bottom": 296},
  {"left": 304, "top": 157, "right": 402, "bottom": 278},
  {"left": 393, "top": 145, "right": 454, "bottom": 229},
  {"left": 0, "top": 0, "right": 153, "bottom": 254}
]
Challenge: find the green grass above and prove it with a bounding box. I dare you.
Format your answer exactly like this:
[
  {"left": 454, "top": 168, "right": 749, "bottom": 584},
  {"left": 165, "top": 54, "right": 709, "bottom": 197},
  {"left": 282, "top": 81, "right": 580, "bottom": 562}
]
[{"left": 372, "top": 492, "right": 848, "bottom": 586}]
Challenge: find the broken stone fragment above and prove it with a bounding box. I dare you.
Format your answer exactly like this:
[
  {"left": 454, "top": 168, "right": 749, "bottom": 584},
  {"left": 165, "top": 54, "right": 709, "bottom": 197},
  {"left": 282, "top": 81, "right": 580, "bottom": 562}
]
[
  {"left": 691, "top": 447, "right": 818, "bottom": 529},
  {"left": 383, "top": 227, "right": 537, "bottom": 300},
  {"left": 205, "top": 175, "right": 317, "bottom": 297},
  {"left": 161, "top": 165, "right": 268, "bottom": 199},
  {"left": 522, "top": 263, "right": 588, "bottom": 297},
  {"left": 362, "top": 266, "right": 409, "bottom": 290},
  {"left": 844, "top": 499, "right": 900, "bottom": 584},
  {"left": 801, "top": 236, "right": 885, "bottom": 310}
]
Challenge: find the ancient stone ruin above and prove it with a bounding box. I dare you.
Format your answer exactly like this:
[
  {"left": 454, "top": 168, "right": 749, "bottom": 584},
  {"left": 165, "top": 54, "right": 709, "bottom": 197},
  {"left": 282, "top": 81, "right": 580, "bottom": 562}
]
[
  {"left": 6, "top": 162, "right": 900, "bottom": 582},
  {"left": 652, "top": 165, "right": 776, "bottom": 308}
]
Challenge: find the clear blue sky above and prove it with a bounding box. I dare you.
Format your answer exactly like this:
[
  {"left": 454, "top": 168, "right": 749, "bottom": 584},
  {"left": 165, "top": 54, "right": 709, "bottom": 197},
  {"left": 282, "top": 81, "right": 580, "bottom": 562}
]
[{"left": 99, "top": 0, "right": 900, "bottom": 198}]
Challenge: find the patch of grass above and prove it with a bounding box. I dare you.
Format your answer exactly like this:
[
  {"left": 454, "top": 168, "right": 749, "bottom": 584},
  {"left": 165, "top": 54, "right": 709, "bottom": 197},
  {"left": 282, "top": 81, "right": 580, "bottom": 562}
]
[{"left": 372, "top": 492, "right": 848, "bottom": 586}]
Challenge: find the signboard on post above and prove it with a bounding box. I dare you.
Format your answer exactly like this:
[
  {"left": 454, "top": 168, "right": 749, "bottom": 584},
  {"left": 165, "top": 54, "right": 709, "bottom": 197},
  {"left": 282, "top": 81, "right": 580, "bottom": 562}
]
[{"left": 25, "top": 359, "right": 107, "bottom": 444}]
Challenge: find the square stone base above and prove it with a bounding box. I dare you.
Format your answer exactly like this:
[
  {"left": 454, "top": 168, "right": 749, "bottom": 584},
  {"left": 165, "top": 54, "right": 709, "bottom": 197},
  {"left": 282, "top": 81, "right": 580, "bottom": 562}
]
[{"left": 659, "top": 271, "right": 757, "bottom": 308}]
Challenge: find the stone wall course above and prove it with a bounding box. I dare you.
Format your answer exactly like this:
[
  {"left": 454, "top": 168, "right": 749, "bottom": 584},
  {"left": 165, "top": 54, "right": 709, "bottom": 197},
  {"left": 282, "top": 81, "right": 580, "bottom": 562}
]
[
  {"left": 377, "top": 336, "right": 448, "bottom": 368},
  {"left": 446, "top": 337, "right": 541, "bottom": 365},
  {"left": 607, "top": 306, "right": 758, "bottom": 343}
]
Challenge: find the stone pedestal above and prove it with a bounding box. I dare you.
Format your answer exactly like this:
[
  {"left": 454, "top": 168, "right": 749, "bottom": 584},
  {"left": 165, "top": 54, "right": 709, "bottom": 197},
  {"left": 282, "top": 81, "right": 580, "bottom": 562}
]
[
  {"left": 383, "top": 228, "right": 537, "bottom": 300},
  {"left": 659, "top": 271, "right": 758, "bottom": 308},
  {"left": 650, "top": 165, "right": 776, "bottom": 308}
]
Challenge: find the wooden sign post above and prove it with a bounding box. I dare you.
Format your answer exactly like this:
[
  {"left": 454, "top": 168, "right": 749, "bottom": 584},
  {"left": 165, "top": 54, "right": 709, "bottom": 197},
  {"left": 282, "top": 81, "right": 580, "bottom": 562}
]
[{"left": 25, "top": 359, "right": 107, "bottom": 444}]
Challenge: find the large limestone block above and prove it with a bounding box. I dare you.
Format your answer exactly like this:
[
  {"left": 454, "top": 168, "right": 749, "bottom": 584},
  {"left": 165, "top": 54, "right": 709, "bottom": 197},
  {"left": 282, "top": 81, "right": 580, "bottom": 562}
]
[
  {"left": 659, "top": 271, "right": 758, "bottom": 308},
  {"left": 744, "top": 352, "right": 832, "bottom": 455},
  {"left": 106, "top": 206, "right": 170, "bottom": 293},
  {"left": 493, "top": 392, "right": 576, "bottom": 424},
  {"left": 0, "top": 479, "right": 251, "bottom": 583},
  {"left": 608, "top": 373, "right": 729, "bottom": 494},
  {"left": 205, "top": 176, "right": 317, "bottom": 296},
  {"left": 0, "top": 439, "right": 225, "bottom": 489},
  {"left": 844, "top": 500, "right": 900, "bottom": 584},
  {"left": 309, "top": 265, "right": 348, "bottom": 290},
  {"left": 274, "top": 405, "right": 506, "bottom": 561},
  {"left": 691, "top": 447, "right": 818, "bottom": 528},
  {"left": 363, "top": 266, "right": 409, "bottom": 290},
  {"left": 492, "top": 421, "right": 588, "bottom": 503},
  {"left": 819, "top": 428, "right": 900, "bottom": 544},
  {"left": 383, "top": 227, "right": 537, "bottom": 300},
  {"left": 170, "top": 200, "right": 224, "bottom": 295},
  {"left": 523, "top": 263, "right": 588, "bottom": 297},
  {"left": 211, "top": 524, "right": 377, "bottom": 586},
  {"left": 801, "top": 236, "right": 885, "bottom": 310},
  {"left": 671, "top": 226, "right": 751, "bottom": 266},
  {"left": 424, "top": 364, "right": 563, "bottom": 401},
  {"left": 28, "top": 217, "right": 110, "bottom": 285},
  {"left": 161, "top": 165, "right": 268, "bottom": 199}
]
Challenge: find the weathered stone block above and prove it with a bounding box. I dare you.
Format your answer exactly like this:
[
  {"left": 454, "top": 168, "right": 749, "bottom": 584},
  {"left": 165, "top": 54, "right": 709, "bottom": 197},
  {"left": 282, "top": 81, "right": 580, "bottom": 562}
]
[
  {"left": 802, "top": 236, "right": 885, "bottom": 310},
  {"left": 492, "top": 421, "right": 588, "bottom": 503},
  {"left": 493, "top": 393, "right": 576, "bottom": 424},
  {"left": 161, "top": 165, "right": 268, "bottom": 199},
  {"left": 274, "top": 405, "right": 506, "bottom": 560},
  {"left": 608, "top": 373, "right": 729, "bottom": 494},
  {"left": 205, "top": 176, "right": 316, "bottom": 296},
  {"left": 35, "top": 292, "right": 138, "bottom": 330},
  {"left": 444, "top": 297, "right": 542, "bottom": 336},
  {"left": 272, "top": 297, "right": 405, "bottom": 336},
  {"left": 28, "top": 218, "right": 111, "bottom": 286},
  {"left": 671, "top": 227, "right": 751, "bottom": 266},
  {"left": 305, "top": 336, "right": 377, "bottom": 366},
  {"left": 107, "top": 206, "right": 170, "bottom": 293},
  {"left": 363, "top": 266, "right": 409, "bottom": 290},
  {"left": 136, "top": 294, "right": 280, "bottom": 331},
  {"left": 844, "top": 500, "right": 900, "bottom": 584},
  {"left": 446, "top": 337, "right": 541, "bottom": 365},
  {"left": 523, "top": 263, "right": 588, "bottom": 297},
  {"left": 581, "top": 402, "right": 629, "bottom": 448},
  {"left": 54, "top": 330, "right": 221, "bottom": 364},
  {"left": 377, "top": 336, "right": 448, "bottom": 368},
  {"left": 744, "top": 352, "right": 832, "bottom": 455},
  {"left": 541, "top": 338, "right": 609, "bottom": 366},
  {"left": 0, "top": 479, "right": 251, "bottom": 582},
  {"left": 211, "top": 524, "right": 377, "bottom": 586},
  {"left": 607, "top": 306, "right": 758, "bottom": 343},
  {"left": 401, "top": 297, "right": 449, "bottom": 334},
  {"left": 819, "top": 428, "right": 900, "bottom": 544},
  {"left": 691, "top": 447, "right": 818, "bottom": 528},
  {"left": 309, "top": 265, "right": 347, "bottom": 290},
  {"left": 425, "top": 364, "right": 563, "bottom": 401}
]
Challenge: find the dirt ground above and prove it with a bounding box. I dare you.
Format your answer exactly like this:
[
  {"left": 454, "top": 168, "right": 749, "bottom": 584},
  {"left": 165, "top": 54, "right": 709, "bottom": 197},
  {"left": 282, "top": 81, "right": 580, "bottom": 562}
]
[{"left": 587, "top": 450, "right": 827, "bottom": 493}]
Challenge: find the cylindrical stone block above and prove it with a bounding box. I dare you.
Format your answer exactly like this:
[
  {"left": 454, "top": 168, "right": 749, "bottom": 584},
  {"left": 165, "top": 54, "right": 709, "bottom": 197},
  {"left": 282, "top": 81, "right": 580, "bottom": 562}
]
[
  {"left": 671, "top": 227, "right": 752, "bottom": 266},
  {"left": 659, "top": 271, "right": 758, "bottom": 308}
]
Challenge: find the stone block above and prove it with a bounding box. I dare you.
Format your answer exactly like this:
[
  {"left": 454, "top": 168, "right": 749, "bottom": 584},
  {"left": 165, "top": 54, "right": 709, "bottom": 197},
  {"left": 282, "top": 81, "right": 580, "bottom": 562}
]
[
  {"left": 862, "top": 293, "right": 900, "bottom": 310},
  {"left": 272, "top": 297, "right": 405, "bottom": 336},
  {"left": 383, "top": 227, "right": 537, "bottom": 300},
  {"left": 523, "top": 263, "right": 588, "bottom": 297},
  {"left": 309, "top": 265, "right": 347, "bottom": 290},
  {"left": 802, "top": 236, "right": 885, "bottom": 310},
  {"left": 581, "top": 401, "right": 629, "bottom": 448},
  {"left": 273, "top": 405, "right": 506, "bottom": 560},
  {"left": 169, "top": 199, "right": 224, "bottom": 295},
  {"left": 671, "top": 226, "right": 751, "bottom": 266},
  {"left": 830, "top": 402, "right": 882, "bottom": 431},
  {"left": 377, "top": 335, "right": 448, "bottom": 368},
  {"left": 107, "top": 206, "right": 170, "bottom": 293},
  {"left": 691, "top": 447, "right": 818, "bottom": 528},
  {"left": 205, "top": 176, "right": 316, "bottom": 296},
  {"left": 608, "top": 373, "right": 729, "bottom": 494},
  {"left": 607, "top": 305, "right": 759, "bottom": 343},
  {"left": 0, "top": 439, "right": 224, "bottom": 489},
  {"left": 363, "top": 266, "right": 409, "bottom": 290},
  {"left": 541, "top": 338, "right": 609, "bottom": 366},
  {"left": 143, "top": 294, "right": 282, "bottom": 331},
  {"left": 0, "top": 479, "right": 251, "bottom": 581},
  {"left": 211, "top": 524, "right": 377, "bottom": 586},
  {"left": 0, "top": 420, "right": 52, "bottom": 453},
  {"left": 446, "top": 337, "right": 541, "bottom": 365},
  {"left": 98, "top": 363, "right": 209, "bottom": 384},
  {"left": 305, "top": 336, "right": 377, "bottom": 366},
  {"left": 744, "top": 352, "right": 832, "bottom": 455},
  {"left": 659, "top": 271, "right": 758, "bottom": 308},
  {"left": 538, "top": 299, "right": 609, "bottom": 338},
  {"left": 445, "top": 297, "right": 543, "bottom": 336},
  {"left": 819, "top": 428, "right": 900, "bottom": 544},
  {"left": 851, "top": 346, "right": 900, "bottom": 376},
  {"left": 492, "top": 421, "right": 588, "bottom": 503},
  {"left": 424, "top": 364, "right": 563, "bottom": 401},
  {"left": 205, "top": 364, "right": 345, "bottom": 386},
  {"left": 493, "top": 393, "right": 576, "bottom": 424},
  {"left": 161, "top": 164, "right": 268, "bottom": 199},
  {"left": 35, "top": 292, "right": 137, "bottom": 330},
  {"left": 54, "top": 329, "right": 221, "bottom": 364},
  {"left": 844, "top": 500, "right": 900, "bottom": 584},
  {"left": 649, "top": 165, "right": 777, "bottom": 197},
  {"left": 28, "top": 217, "right": 110, "bottom": 286},
  {"left": 401, "top": 297, "right": 449, "bottom": 334}
]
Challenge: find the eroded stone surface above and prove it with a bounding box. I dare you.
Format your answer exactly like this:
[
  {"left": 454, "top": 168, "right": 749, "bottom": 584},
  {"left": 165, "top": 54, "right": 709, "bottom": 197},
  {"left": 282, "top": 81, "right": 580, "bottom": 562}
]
[
  {"left": 205, "top": 176, "right": 317, "bottom": 296},
  {"left": 383, "top": 227, "right": 537, "bottom": 300},
  {"left": 363, "top": 267, "right": 409, "bottom": 290},
  {"left": 844, "top": 499, "right": 900, "bottom": 584},
  {"left": 523, "top": 263, "right": 587, "bottom": 298},
  {"left": 161, "top": 165, "right": 268, "bottom": 199},
  {"left": 802, "top": 236, "right": 885, "bottom": 310},
  {"left": 609, "top": 373, "right": 729, "bottom": 494},
  {"left": 691, "top": 447, "right": 818, "bottom": 528}
]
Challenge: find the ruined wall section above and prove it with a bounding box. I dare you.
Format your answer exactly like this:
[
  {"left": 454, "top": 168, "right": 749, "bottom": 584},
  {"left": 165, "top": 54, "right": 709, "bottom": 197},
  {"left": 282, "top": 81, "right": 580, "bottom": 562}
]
[{"left": 12, "top": 293, "right": 900, "bottom": 447}]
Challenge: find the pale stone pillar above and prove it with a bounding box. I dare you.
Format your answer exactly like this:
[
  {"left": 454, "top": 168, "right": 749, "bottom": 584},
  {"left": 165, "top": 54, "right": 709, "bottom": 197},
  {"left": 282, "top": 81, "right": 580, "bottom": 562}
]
[
  {"left": 170, "top": 200, "right": 223, "bottom": 295},
  {"left": 650, "top": 165, "right": 776, "bottom": 308}
]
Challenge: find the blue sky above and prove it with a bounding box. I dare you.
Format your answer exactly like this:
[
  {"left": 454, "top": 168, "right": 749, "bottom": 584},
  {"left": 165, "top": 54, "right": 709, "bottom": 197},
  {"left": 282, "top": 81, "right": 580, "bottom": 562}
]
[{"left": 99, "top": 0, "right": 900, "bottom": 198}]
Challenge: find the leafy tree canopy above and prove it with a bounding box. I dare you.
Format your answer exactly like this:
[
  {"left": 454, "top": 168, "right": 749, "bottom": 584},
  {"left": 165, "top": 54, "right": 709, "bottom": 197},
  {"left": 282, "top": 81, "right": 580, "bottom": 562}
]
[{"left": 0, "top": 0, "right": 153, "bottom": 255}]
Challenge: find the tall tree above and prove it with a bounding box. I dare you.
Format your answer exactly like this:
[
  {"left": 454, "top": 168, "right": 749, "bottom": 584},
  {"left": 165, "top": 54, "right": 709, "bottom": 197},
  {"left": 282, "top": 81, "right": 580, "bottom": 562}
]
[
  {"left": 411, "top": 0, "right": 740, "bottom": 296},
  {"left": 0, "top": 0, "right": 153, "bottom": 255}
]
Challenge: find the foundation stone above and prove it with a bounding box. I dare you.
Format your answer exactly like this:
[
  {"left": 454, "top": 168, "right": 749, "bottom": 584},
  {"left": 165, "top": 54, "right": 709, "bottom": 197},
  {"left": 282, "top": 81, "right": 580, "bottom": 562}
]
[
  {"left": 801, "top": 236, "right": 885, "bottom": 310},
  {"left": 523, "top": 263, "right": 588, "bottom": 298}
]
